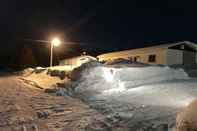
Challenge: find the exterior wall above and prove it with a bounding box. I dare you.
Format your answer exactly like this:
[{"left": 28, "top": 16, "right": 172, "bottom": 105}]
[
  {"left": 59, "top": 58, "right": 78, "bottom": 66},
  {"left": 196, "top": 53, "right": 197, "bottom": 64},
  {"left": 165, "top": 49, "right": 183, "bottom": 65},
  {"left": 98, "top": 49, "right": 166, "bottom": 65},
  {"left": 183, "top": 51, "right": 196, "bottom": 65},
  {"left": 123, "top": 52, "right": 165, "bottom": 65},
  {"left": 59, "top": 55, "right": 97, "bottom": 67},
  {"left": 97, "top": 42, "right": 197, "bottom": 65}
]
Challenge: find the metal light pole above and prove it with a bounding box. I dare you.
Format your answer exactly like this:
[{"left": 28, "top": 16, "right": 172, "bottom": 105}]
[
  {"left": 50, "top": 43, "right": 53, "bottom": 67},
  {"left": 50, "top": 38, "right": 61, "bottom": 67}
]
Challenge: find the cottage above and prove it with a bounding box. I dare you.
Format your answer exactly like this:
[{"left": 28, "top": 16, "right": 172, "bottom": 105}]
[{"left": 97, "top": 41, "right": 197, "bottom": 65}]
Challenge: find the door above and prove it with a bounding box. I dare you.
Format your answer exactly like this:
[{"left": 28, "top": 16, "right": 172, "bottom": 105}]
[{"left": 183, "top": 51, "right": 196, "bottom": 65}]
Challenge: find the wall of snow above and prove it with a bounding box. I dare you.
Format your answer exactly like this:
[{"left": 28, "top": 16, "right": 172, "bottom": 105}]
[
  {"left": 69, "top": 65, "right": 197, "bottom": 130},
  {"left": 74, "top": 66, "right": 189, "bottom": 95}
]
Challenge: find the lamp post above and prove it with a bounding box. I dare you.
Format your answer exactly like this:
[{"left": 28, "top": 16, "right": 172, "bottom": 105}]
[{"left": 50, "top": 38, "right": 61, "bottom": 67}]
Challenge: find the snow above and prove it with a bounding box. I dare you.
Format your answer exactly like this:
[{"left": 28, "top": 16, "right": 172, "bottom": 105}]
[
  {"left": 104, "top": 58, "right": 149, "bottom": 67},
  {"left": 175, "top": 100, "right": 197, "bottom": 131},
  {"left": 48, "top": 65, "right": 76, "bottom": 71},
  {"left": 20, "top": 62, "right": 197, "bottom": 130},
  {"left": 23, "top": 68, "right": 68, "bottom": 89},
  {"left": 71, "top": 65, "right": 197, "bottom": 129},
  {"left": 74, "top": 66, "right": 189, "bottom": 94}
]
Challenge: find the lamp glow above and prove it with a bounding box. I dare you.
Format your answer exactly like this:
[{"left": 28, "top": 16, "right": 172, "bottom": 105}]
[
  {"left": 50, "top": 37, "right": 61, "bottom": 67},
  {"left": 52, "top": 38, "right": 61, "bottom": 47}
]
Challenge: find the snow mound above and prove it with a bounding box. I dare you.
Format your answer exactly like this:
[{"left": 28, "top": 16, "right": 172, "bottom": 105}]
[
  {"left": 70, "top": 61, "right": 102, "bottom": 81},
  {"left": 74, "top": 66, "right": 189, "bottom": 94},
  {"left": 114, "top": 66, "right": 189, "bottom": 87},
  {"left": 175, "top": 99, "right": 197, "bottom": 131},
  {"left": 69, "top": 65, "right": 197, "bottom": 130},
  {"left": 104, "top": 58, "right": 148, "bottom": 67},
  {"left": 21, "top": 67, "right": 47, "bottom": 76},
  {"left": 104, "top": 58, "right": 132, "bottom": 65},
  {"left": 20, "top": 68, "right": 34, "bottom": 76}
]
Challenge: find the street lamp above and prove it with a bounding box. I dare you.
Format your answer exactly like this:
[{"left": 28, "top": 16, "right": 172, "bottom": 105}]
[{"left": 50, "top": 38, "right": 61, "bottom": 67}]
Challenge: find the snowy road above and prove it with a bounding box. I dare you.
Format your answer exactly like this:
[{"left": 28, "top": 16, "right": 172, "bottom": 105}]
[
  {"left": 0, "top": 76, "right": 109, "bottom": 131},
  {"left": 72, "top": 65, "right": 197, "bottom": 130}
]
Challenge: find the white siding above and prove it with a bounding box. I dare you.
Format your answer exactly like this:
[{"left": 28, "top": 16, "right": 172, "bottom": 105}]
[
  {"left": 166, "top": 49, "right": 183, "bottom": 65},
  {"left": 98, "top": 50, "right": 166, "bottom": 65},
  {"left": 59, "top": 58, "right": 77, "bottom": 66},
  {"left": 60, "top": 55, "right": 97, "bottom": 67},
  {"left": 196, "top": 53, "right": 197, "bottom": 64}
]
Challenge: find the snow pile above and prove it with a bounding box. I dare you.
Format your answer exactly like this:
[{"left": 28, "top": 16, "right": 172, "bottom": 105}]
[
  {"left": 22, "top": 66, "right": 72, "bottom": 89},
  {"left": 48, "top": 65, "right": 75, "bottom": 71},
  {"left": 175, "top": 99, "right": 197, "bottom": 131},
  {"left": 20, "top": 68, "right": 34, "bottom": 76},
  {"left": 104, "top": 58, "right": 148, "bottom": 67},
  {"left": 21, "top": 67, "right": 47, "bottom": 76},
  {"left": 104, "top": 58, "right": 132, "bottom": 65},
  {"left": 70, "top": 65, "right": 197, "bottom": 130},
  {"left": 73, "top": 66, "right": 192, "bottom": 109},
  {"left": 69, "top": 61, "right": 102, "bottom": 81},
  {"left": 74, "top": 66, "right": 189, "bottom": 94}
]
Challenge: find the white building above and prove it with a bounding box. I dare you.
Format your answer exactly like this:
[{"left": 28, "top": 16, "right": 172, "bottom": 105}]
[
  {"left": 59, "top": 55, "right": 97, "bottom": 67},
  {"left": 97, "top": 41, "right": 197, "bottom": 65}
]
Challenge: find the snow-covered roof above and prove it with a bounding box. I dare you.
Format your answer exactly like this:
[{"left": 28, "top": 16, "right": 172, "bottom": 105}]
[
  {"left": 140, "top": 41, "right": 197, "bottom": 50},
  {"left": 60, "top": 55, "right": 96, "bottom": 61},
  {"left": 97, "top": 41, "right": 197, "bottom": 59}
]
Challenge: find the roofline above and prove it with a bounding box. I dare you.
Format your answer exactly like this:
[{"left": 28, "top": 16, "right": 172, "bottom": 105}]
[
  {"left": 59, "top": 55, "right": 96, "bottom": 61},
  {"left": 97, "top": 41, "right": 197, "bottom": 57}
]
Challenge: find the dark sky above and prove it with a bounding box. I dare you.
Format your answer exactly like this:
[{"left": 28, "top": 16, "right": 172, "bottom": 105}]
[{"left": 1, "top": 0, "right": 197, "bottom": 51}]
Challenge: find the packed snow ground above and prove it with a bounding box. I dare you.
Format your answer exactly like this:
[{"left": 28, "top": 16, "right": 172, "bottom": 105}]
[
  {"left": 70, "top": 63, "right": 197, "bottom": 130},
  {"left": 0, "top": 76, "right": 112, "bottom": 131}
]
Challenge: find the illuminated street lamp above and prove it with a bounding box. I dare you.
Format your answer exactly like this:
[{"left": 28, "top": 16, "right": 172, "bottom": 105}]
[{"left": 50, "top": 38, "right": 61, "bottom": 67}]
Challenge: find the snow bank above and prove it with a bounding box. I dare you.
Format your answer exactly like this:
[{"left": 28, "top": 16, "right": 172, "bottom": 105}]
[
  {"left": 20, "top": 68, "right": 34, "bottom": 76},
  {"left": 104, "top": 58, "right": 149, "bottom": 67},
  {"left": 175, "top": 99, "right": 197, "bottom": 131},
  {"left": 73, "top": 65, "right": 193, "bottom": 112},
  {"left": 74, "top": 66, "right": 189, "bottom": 94},
  {"left": 22, "top": 66, "right": 72, "bottom": 89},
  {"left": 69, "top": 61, "right": 102, "bottom": 81},
  {"left": 70, "top": 65, "right": 197, "bottom": 130},
  {"left": 48, "top": 65, "right": 75, "bottom": 71},
  {"left": 24, "top": 70, "right": 65, "bottom": 89}
]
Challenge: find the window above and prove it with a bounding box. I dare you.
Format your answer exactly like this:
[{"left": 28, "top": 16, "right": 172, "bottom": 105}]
[
  {"left": 128, "top": 57, "right": 133, "bottom": 61},
  {"left": 148, "top": 55, "right": 156, "bottom": 62},
  {"left": 134, "top": 57, "right": 137, "bottom": 62},
  {"left": 180, "top": 45, "right": 185, "bottom": 50},
  {"left": 134, "top": 56, "right": 140, "bottom": 62}
]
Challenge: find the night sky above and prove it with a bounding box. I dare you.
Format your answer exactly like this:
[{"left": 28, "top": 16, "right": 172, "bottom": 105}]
[{"left": 1, "top": 0, "right": 197, "bottom": 68}]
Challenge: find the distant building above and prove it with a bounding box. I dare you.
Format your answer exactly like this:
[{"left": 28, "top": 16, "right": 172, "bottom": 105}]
[
  {"left": 59, "top": 55, "right": 97, "bottom": 67},
  {"left": 97, "top": 41, "right": 197, "bottom": 65}
]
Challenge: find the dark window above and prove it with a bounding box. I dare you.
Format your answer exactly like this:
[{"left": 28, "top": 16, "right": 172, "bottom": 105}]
[
  {"left": 148, "top": 55, "right": 156, "bottom": 62},
  {"left": 134, "top": 56, "right": 140, "bottom": 62},
  {"left": 128, "top": 57, "right": 133, "bottom": 61},
  {"left": 180, "top": 45, "right": 185, "bottom": 49},
  {"left": 134, "top": 57, "right": 137, "bottom": 62}
]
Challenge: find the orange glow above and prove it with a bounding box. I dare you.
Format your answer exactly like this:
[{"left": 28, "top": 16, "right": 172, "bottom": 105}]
[{"left": 52, "top": 38, "right": 61, "bottom": 47}]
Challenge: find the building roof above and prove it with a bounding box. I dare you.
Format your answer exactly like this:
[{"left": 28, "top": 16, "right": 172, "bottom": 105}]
[
  {"left": 60, "top": 55, "right": 96, "bottom": 61},
  {"left": 97, "top": 41, "right": 197, "bottom": 59}
]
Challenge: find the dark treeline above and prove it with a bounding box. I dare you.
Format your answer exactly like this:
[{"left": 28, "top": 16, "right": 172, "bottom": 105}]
[
  {"left": 0, "top": 40, "right": 109, "bottom": 70},
  {"left": 0, "top": 40, "right": 81, "bottom": 69}
]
